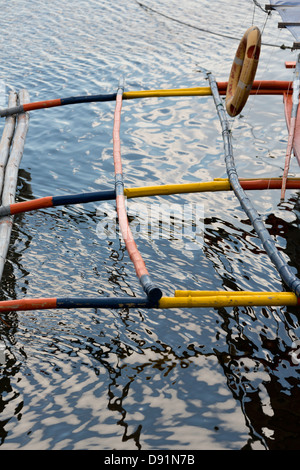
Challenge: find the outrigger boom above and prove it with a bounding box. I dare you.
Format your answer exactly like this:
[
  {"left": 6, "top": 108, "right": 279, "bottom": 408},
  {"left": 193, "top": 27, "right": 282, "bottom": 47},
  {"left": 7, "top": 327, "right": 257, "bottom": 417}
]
[
  {"left": 0, "top": 75, "right": 299, "bottom": 314},
  {"left": 0, "top": 80, "right": 295, "bottom": 118},
  {"left": 0, "top": 4, "right": 300, "bottom": 315}
]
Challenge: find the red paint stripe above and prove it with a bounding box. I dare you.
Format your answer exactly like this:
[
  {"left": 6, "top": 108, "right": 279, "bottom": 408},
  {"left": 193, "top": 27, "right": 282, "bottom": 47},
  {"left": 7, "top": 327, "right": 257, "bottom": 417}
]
[
  {"left": 240, "top": 179, "right": 300, "bottom": 190},
  {"left": 0, "top": 298, "right": 57, "bottom": 312},
  {"left": 218, "top": 80, "right": 292, "bottom": 95},
  {"left": 252, "top": 80, "right": 292, "bottom": 90},
  {"left": 218, "top": 80, "right": 292, "bottom": 90},
  {"left": 10, "top": 196, "right": 53, "bottom": 215},
  {"left": 23, "top": 99, "right": 62, "bottom": 112},
  {"left": 285, "top": 62, "right": 296, "bottom": 69},
  {"left": 219, "top": 89, "right": 287, "bottom": 96}
]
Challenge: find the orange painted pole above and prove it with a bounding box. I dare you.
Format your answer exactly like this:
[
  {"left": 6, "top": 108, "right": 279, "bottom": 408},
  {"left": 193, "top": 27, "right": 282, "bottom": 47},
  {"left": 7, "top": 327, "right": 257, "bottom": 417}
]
[
  {"left": 113, "top": 90, "right": 148, "bottom": 278},
  {"left": 0, "top": 298, "right": 57, "bottom": 312},
  {"left": 10, "top": 196, "right": 53, "bottom": 215},
  {"left": 113, "top": 80, "right": 162, "bottom": 302},
  {"left": 217, "top": 80, "right": 292, "bottom": 95},
  {"left": 23, "top": 99, "right": 61, "bottom": 112},
  {"left": 240, "top": 178, "right": 300, "bottom": 190}
]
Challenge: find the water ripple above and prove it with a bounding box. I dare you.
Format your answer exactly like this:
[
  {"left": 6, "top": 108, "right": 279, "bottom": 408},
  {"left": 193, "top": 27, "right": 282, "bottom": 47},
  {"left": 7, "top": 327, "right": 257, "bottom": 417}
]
[{"left": 0, "top": 0, "right": 299, "bottom": 451}]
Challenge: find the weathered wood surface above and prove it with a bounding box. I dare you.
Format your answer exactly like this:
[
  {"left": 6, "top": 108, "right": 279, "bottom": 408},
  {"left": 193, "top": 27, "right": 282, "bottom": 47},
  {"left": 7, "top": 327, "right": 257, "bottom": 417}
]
[
  {"left": 0, "top": 89, "right": 30, "bottom": 282},
  {"left": 0, "top": 92, "right": 17, "bottom": 196}
]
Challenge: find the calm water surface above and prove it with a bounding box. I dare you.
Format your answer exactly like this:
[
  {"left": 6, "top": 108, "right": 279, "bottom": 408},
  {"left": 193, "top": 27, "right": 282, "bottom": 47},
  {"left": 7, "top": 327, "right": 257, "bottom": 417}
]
[{"left": 0, "top": 0, "right": 299, "bottom": 450}]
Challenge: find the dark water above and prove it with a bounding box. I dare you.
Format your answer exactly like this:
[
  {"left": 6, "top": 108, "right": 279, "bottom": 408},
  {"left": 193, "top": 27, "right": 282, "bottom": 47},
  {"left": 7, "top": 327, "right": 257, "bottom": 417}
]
[{"left": 0, "top": 0, "right": 299, "bottom": 450}]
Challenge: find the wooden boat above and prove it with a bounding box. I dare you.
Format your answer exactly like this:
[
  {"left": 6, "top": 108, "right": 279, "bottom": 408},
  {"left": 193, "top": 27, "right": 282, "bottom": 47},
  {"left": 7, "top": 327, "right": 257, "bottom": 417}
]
[{"left": 0, "top": 0, "right": 299, "bottom": 316}]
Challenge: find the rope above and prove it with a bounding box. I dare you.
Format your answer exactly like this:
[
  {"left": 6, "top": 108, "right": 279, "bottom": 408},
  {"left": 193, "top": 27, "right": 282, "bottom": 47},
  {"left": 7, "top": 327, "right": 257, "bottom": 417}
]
[
  {"left": 252, "top": 0, "right": 269, "bottom": 14},
  {"left": 134, "top": 0, "right": 293, "bottom": 50}
]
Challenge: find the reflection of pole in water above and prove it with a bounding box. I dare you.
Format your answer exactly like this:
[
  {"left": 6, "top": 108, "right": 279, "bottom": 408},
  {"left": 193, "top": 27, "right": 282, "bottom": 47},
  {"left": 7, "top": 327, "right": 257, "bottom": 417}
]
[
  {"left": 265, "top": 194, "right": 300, "bottom": 276},
  {"left": 215, "top": 300, "right": 300, "bottom": 450},
  {"left": 0, "top": 341, "right": 5, "bottom": 364}
]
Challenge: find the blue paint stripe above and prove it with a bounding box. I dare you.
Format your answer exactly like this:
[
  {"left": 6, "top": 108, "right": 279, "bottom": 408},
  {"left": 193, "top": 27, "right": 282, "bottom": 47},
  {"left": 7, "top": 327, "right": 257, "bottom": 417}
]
[
  {"left": 52, "top": 190, "right": 116, "bottom": 207},
  {"left": 60, "top": 93, "right": 117, "bottom": 106},
  {"left": 56, "top": 297, "right": 157, "bottom": 309}
]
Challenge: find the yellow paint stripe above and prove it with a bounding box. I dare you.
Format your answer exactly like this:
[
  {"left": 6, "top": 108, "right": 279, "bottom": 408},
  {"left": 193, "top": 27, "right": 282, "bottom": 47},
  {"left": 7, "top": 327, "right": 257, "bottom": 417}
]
[
  {"left": 159, "top": 292, "right": 298, "bottom": 308},
  {"left": 124, "top": 181, "right": 231, "bottom": 199},
  {"left": 123, "top": 87, "right": 213, "bottom": 100}
]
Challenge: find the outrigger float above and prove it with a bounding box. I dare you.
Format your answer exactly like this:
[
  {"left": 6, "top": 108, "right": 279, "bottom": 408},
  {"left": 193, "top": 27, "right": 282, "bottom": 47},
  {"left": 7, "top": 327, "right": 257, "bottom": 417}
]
[{"left": 0, "top": 1, "right": 300, "bottom": 315}]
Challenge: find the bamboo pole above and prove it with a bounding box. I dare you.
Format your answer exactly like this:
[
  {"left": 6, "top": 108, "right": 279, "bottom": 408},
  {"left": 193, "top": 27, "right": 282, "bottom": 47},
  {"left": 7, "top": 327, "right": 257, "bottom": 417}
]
[
  {"left": 207, "top": 69, "right": 300, "bottom": 297},
  {"left": 0, "top": 81, "right": 294, "bottom": 118},
  {"left": 0, "top": 89, "right": 30, "bottom": 282},
  {"left": 0, "top": 92, "right": 17, "bottom": 197},
  {"left": 0, "top": 290, "right": 297, "bottom": 312},
  {"left": 122, "top": 81, "right": 292, "bottom": 100},
  {"left": 174, "top": 290, "right": 285, "bottom": 297},
  {"left": 158, "top": 292, "right": 299, "bottom": 308},
  {"left": 113, "top": 80, "right": 162, "bottom": 302},
  {"left": 124, "top": 178, "right": 300, "bottom": 199},
  {"left": 0, "top": 177, "right": 299, "bottom": 219}
]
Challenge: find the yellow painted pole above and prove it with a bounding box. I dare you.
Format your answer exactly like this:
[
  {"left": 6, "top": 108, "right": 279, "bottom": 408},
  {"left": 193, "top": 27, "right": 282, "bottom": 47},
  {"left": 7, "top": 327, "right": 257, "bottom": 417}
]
[
  {"left": 124, "top": 178, "right": 300, "bottom": 199},
  {"left": 124, "top": 180, "right": 231, "bottom": 199},
  {"left": 123, "top": 87, "right": 213, "bottom": 100},
  {"left": 175, "top": 290, "right": 282, "bottom": 297},
  {"left": 214, "top": 177, "right": 300, "bottom": 182},
  {"left": 158, "top": 292, "right": 299, "bottom": 308}
]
